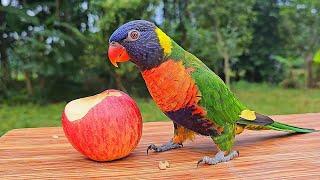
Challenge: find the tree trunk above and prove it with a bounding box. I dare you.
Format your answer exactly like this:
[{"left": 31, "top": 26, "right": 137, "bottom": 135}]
[
  {"left": 24, "top": 71, "right": 34, "bottom": 96},
  {"left": 39, "top": 76, "right": 46, "bottom": 90},
  {"left": 223, "top": 54, "right": 230, "bottom": 88},
  {"left": 213, "top": 23, "right": 231, "bottom": 87},
  {"left": 305, "top": 54, "right": 314, "bottom": 88},
  {"left": 56, "top": 0, "right": 61, "bottom": 18},
  {"left": 0, "top": 8, "right": 10, "bottom": 86},
  {"left": 163, "top": 0, "right": 167, "bottom": 19},
  {"left": 0, "top": 44, "right": 10, "bottom": 84}
]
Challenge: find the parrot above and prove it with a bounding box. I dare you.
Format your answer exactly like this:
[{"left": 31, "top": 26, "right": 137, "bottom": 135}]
[{"left": 107, "top": 20, "right": 317, "bottom": 166}]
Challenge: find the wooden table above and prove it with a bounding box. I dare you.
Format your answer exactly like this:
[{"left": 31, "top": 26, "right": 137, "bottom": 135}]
[{"left": 0, "top": 113, "right": 319, "bottom": 179}]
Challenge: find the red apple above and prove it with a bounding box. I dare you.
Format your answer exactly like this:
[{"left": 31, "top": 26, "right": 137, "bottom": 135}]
[{"left": 61, "top": 89, "right": 142, "bottom": 161}]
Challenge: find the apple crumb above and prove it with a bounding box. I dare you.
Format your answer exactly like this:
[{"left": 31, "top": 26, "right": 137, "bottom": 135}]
[{"left": 158, "top": 160, "right": 170, "bottom": 170}]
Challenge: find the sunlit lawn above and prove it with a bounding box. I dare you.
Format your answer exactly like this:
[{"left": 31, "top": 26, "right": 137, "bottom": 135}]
[{"left": 1, "top": 82, "right": 320, "bottom": 136}]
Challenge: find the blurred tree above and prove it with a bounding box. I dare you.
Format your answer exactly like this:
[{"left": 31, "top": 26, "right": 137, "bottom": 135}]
[
  {"left": 188, "top": 0, "right": 256, "bottom": 87},
  {"left": 273, "top": 55, "right": 304, "bottom": 88},
  {"left": 83, "top": 0, "right": 158, "bottom": 95},
  {"left": 314, "top": 49, "right": 320, "bottom": 85},
  {"left": 237, "top": 0, "right": 284, "bottom": 83},
  {"left": 13, "top": 0, "right": 87, "bottom": 98},
  {"left": 161, "top": 0, "right": 190, "bottom": 47},
  {"left": 279, "top": 0, "right": 320, "bottom": 88},
  {"left": 314, "top": 49, "right": 320, "bottom": 64},
  {"left": 2, "top": 0, "right": 320, "bottom": 104},
  {"left": 0, "top": 0, "right": 89, "bottom": 102},
  {"left": 0, "top": 3, "right": 39, "bottom": 95}
]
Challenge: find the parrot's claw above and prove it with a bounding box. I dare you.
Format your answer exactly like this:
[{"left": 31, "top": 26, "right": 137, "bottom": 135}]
[
  {"left": 197, "top": 150, "right": 239, "bottom": 167},
  {"left": 146, "top": 140, "right": 183, "bottom": 155},
  {"left": 197, "top": 159, "right": 203, "bottom": 168}
]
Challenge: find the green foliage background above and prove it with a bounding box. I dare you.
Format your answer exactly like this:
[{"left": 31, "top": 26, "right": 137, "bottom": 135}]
[
  {"left": 1, "top": 0, "right": 320, "bottom": 103},
  {"left": 0, "top": 0, "right": 320, "bottom": 136}
]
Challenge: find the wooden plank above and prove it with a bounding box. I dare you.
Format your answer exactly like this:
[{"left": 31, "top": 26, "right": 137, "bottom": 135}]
[{"left": 0, "top": 113, "right": 319, "bottom": 179}]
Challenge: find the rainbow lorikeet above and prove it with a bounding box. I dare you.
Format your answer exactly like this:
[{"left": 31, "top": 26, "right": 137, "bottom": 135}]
[{"left": 107, "top": 20, "right": 317, "bottom": 166}]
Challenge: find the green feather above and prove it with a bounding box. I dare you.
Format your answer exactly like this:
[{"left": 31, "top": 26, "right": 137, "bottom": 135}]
[
  {"left": 168, "top": 41, "right": 246, "bottom": 127},
  {"left": 267, "top": 122, "right": 316, "bottom": 133}
]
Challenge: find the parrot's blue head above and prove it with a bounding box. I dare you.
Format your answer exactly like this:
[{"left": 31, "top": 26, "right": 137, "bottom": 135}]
[{"left": 108, "top": 20, "right": 172, "bottom": 71}]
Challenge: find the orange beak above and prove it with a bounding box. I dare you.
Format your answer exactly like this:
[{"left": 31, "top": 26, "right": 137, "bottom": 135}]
[{"left": 108, "top": 42, "right": 130, "bottom": 67}]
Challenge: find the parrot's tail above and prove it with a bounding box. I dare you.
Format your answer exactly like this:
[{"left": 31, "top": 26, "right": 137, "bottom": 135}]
[
  {"left": 265, "top": 121, "right": 317, "bottom": 133},
  {"left": 237, "top": 112, "right": 318, "bottom": 133}
]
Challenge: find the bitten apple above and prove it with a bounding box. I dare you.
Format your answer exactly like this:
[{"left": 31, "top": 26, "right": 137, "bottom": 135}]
[{"left": 61, "top": 89, "right": 142, "bottom": 161}]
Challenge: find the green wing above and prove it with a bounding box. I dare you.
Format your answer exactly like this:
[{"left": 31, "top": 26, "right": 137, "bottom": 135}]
[{"left": 182, "top": 52, "right": 246, "bottom": 126}]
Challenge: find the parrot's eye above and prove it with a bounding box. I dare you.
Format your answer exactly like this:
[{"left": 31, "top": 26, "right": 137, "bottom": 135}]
[{"left": 127, "top": 30, "right": 140, "bottom": 41}]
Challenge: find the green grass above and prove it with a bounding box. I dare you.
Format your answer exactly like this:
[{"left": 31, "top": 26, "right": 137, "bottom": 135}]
[
  {"left": 0, "top": 97, "right": 167, "bottom": 136},
  {"left": 1, "top": 82, "right": 320, "bottom": 136},
  {"left": 232, "top": 81, "right": 320, "bottom": 115}
]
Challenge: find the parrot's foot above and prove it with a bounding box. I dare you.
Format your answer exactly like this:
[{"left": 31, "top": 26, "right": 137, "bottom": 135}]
[
  {"left": 197, "top": 150, "right": 239, "bottom": 167},
  {"left": 147, "top": 140, "right": 183, "bottom": 155}
]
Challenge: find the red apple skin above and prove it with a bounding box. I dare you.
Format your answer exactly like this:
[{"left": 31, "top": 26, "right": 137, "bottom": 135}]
[{"left": 62, "top": 90, "right": 142, "bottom": 161}]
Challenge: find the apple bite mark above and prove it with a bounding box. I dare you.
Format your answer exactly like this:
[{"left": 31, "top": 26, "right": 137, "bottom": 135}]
[{"left": 64, "top": 91, "right": 122, "bottom": 122}]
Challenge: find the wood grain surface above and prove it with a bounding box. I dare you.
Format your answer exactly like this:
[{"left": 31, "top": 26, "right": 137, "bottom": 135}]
[{"left": 0, "top": 113, "right": 319, "bottom": 179}]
